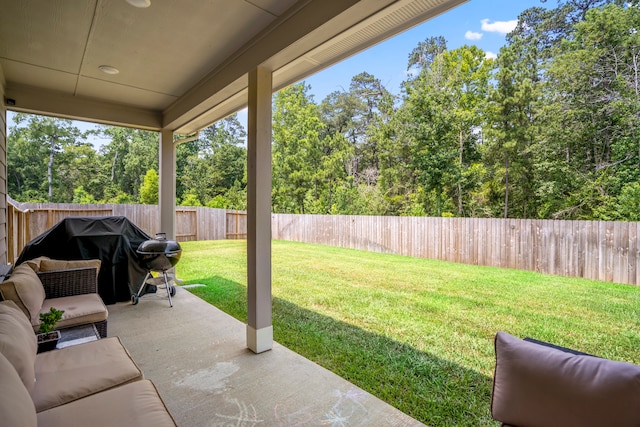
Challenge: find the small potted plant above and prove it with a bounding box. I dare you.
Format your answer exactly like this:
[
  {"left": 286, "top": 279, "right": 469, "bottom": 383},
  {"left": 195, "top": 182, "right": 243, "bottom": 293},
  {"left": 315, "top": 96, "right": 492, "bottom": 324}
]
[{"left": 36, "top": 307, "right": 64, "bottom": 353}]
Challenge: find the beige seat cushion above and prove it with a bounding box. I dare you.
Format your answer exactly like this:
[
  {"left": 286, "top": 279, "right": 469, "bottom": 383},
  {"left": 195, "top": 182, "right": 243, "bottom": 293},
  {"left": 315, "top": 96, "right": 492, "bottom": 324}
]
[
  {"left": 38, "top": 294, "right": 108, "bottom": 332},
  {"left": 0, "top": 351, "right": 37, "bottom": 427},
  {"left": 23, "top": 257, "right": 101, "bottom": 274},
  {"left": 23, "top": 256, "right": 52, "bottom": 272},
  {"left": 0, "top": 300, "right": 37, "bottom": 390},
  {"left": 31, "top": 336, "right": 143, "bottom": 412},
  {"left": 37, "top": 380, "right": 176, "bottom": 427},
  {"left": 492, "top": 331, "right": 640, "bottom": 427},
  {"left": 0, "top": 263, "right": 45, "bottom": 325}
]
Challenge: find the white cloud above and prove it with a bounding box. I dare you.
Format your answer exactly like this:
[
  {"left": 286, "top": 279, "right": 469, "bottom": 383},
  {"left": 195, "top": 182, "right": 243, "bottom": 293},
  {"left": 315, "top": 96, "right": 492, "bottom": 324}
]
[
  {"left": 485, "top": 51, "right": 498, "bottom": 60},
  {"left": 465, "top": 30, "right": 483, "bottom": 41},
  {"left": 481, "top": 19, "right": 517, "bottom": 35},
  {"left": 405, "top": 68, "right": 420, "bottom": 78}
]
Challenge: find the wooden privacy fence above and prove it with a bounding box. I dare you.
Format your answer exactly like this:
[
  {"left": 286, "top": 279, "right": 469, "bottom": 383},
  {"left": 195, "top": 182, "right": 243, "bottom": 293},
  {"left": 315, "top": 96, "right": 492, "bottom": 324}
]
[
  {"left": 272, "top": 214, "right": 640, "bottom": 287},
  {"left": 7, "top": 199, "right": 640, "bottom": 286},
  {"left": 7, "top": 199, "right": 227, "bottom": 263}
]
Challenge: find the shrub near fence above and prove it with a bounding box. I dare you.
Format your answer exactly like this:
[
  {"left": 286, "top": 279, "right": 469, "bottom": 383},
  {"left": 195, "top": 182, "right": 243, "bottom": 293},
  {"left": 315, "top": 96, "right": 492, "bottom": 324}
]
[{"left": 8, "top": 198, "right": 640, "bottom": 286}]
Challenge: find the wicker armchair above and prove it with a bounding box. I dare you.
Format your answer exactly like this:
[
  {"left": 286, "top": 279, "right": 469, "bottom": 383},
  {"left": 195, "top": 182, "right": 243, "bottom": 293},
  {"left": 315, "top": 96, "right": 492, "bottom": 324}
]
[
  {"left": 0, "top": 262, "right": 108, "bottom": 339},
  {"left": 37, "top": 267, "right": 107, "bottom": 338}
]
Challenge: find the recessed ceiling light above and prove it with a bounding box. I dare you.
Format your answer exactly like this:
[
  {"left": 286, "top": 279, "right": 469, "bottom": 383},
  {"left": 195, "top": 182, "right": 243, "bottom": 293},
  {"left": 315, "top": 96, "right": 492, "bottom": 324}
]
[
  {"left": 98, "top": 65, "right": 120, "bottom": 75},
  {"left": 126, "top": 0, "right": 151, "bottom": 8}
]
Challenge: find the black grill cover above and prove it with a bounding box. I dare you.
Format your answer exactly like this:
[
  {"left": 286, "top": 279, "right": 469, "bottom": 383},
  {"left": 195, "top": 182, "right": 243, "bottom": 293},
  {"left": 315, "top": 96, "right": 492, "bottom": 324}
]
[{"left": 16, "top": 216, "right": 151, "bottom": 304}]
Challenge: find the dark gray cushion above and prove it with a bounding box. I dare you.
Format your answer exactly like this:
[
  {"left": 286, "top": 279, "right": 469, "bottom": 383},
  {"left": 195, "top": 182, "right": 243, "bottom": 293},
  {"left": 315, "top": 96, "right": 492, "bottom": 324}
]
[{"left": 491, "top": 331, "right": 640, "bottom": 427}]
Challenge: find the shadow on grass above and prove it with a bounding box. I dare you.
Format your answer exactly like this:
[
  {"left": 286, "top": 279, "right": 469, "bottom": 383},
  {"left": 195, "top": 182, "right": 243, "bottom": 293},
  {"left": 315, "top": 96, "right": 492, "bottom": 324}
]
[{"left": 186, "top": 276, "right": 497, "bottom": 427}]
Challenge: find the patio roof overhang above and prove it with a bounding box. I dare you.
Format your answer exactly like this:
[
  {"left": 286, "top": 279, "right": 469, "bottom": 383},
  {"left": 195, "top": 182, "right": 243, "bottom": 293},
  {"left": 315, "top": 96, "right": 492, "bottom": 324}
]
[
  {"left": 0, "top": 0, "right": 466, "bottom": 353},
  {"left": 0, "top": 0, "right": 466, "bottom": 134}
]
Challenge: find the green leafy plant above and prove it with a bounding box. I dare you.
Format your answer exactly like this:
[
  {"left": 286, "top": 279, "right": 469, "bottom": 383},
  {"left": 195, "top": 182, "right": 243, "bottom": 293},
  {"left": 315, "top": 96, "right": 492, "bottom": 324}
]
[{"left": 38, "top": 307, "right": 64, "bottom": 334}]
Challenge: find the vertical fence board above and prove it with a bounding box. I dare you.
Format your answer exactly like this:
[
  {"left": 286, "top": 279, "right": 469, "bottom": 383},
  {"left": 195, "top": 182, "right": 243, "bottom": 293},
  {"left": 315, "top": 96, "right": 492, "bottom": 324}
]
[
  {"left": 636, "top": 222, "right": 640, "bottom": 286},
  {"left": 525, "top": 219, "right": 533, "bottom": 271},
  {"left": 585, "top": 220, "right": 597, "bottom": 281},
  {"left": 459, "top": 218, "right": 467, "bottom": 264},
  {"left": 604, "top": 222, "right": 615, "bottom": 282},
  {"left": 629, "top": 222, "right": 638, "bottom": 284},
  {"left": 477, "top": 217, "right": 486, "bottom": 266},
  {"left": 613, "top": 222, "right": 625, "bottom": 284},
  {"left": 532, "top": 219, "right": 540, "bottom": 273},
  {"left": 471, "top": 217, "right": 479, "bottom": 265},
  {"left": 576, "top": 221, "right": 585, "bottom": 279},
  {"left": 493, "top": 218, "right": 500, "bottom": 267},
  {"left": 557, "top": 220, "right": 567, "bottom": 277}
]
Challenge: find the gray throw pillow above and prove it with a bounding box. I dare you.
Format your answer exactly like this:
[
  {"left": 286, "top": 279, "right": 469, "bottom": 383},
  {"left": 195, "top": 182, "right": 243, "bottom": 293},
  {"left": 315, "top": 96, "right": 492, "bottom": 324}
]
[{"left": 491, "top": 331, "right": 640, "bottom": 427}]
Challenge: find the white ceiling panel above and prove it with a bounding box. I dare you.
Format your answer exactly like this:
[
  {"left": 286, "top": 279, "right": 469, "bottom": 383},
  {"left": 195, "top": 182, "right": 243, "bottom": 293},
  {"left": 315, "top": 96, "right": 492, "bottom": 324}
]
[
  {"left": 80, "top": 0, "right": 279, "bottom": 96},
  {"left": 245, "top": 0, "right": 300, "bottom": 16},
  {"left": 0, "top": 0, "right": 95, "bottom": 74},
  {"left": 75, "top": 76, "right": 178, "bottom": 110},
  {"left": 0, "top": 59, "right": 78, "bottom": 93}
]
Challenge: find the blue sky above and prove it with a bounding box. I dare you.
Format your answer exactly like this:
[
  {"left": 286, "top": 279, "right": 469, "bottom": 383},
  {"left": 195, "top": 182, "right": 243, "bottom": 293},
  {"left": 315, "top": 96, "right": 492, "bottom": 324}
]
[{"left": 302, "top": 0, "right": 545, "bottom": 101}]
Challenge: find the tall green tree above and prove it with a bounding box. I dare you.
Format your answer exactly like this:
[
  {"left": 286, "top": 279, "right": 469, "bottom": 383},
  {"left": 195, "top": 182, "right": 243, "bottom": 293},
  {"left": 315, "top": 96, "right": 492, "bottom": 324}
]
[
  {"left": 349, "top": 72, "right": 395, "bottom": 183},
  {"left": 99, "top": 127, "right": 158, "bottom": 200},
  {"left": 406, "top": 36, "right": 447, "bottom": 76},
  {"left": 56, "top": 144, "right": 106, "bottom": 203},
  {"left": 374, "top": 108, "right": 416, "bottom": 215},
  {"left": 541, "top": 3, "right": 640, "bottom": 219},
  {"left": 8, "top": 114, "right": 90, "bottom": 202},
  {"left": 484, "top": 36, "right": 540, "bottom": 219},
  {"left": 320, "top": 89, "right": 360, "bottom": 185},
  {"left": 272, "top": 83, "right": 324, "bottom": 213},
  {"left": 402, "top": 44, "right": 492, "bottom": 216},
  {"left": 139, "top": 169, "right": 159, "bottom": 204},
  {"left": 306, "top": 132, "right": 354, "bottom": 214},
  {"left": 176, "top": 115, "right": 247, "bottom": 205},
  {"left": 318, "top": 73, "right": 394, "bottom": 214}
]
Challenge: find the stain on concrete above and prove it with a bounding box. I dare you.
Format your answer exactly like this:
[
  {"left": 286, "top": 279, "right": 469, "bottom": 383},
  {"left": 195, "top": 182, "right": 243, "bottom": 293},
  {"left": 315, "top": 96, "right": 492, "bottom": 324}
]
[{"left": 173, "top": 361, "right": 239, "bottom": 393}]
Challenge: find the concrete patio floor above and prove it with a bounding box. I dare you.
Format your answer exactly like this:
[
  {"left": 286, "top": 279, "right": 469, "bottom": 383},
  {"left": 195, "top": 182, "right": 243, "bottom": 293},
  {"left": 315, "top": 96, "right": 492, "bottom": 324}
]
[{"left": 107, "top": 286, "right": 426, "bottom": 427}]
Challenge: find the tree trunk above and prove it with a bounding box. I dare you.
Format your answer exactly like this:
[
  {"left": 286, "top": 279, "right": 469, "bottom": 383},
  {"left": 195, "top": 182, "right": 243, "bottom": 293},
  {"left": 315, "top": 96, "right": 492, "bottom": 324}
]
[
  {"left": 458, "top": 130, "right": 463, "bottom": 216},
  {"left": 111, "top": 150, "right": 119, "bottom": 182},
  {"left": 13, "top": 172, "right": 21, "bottom": 194},
  {"left": 504, "top": 156, "right": 509, "bottom": 219},
  {"left": 48, "top": 137, "right": 55, "bottom": 202}
]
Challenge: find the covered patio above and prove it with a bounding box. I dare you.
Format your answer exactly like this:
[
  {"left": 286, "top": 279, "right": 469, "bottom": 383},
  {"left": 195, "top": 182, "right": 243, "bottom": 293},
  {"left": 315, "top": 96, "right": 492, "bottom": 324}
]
[
  {"left": 0, "top": 0, "right": 465, "bottom": 352},
  {"left": 0, "top": 0, "right": 465, "bottom": 424},
  {"left": 109, "top": 287, "right": 424, "bottom": 426}
]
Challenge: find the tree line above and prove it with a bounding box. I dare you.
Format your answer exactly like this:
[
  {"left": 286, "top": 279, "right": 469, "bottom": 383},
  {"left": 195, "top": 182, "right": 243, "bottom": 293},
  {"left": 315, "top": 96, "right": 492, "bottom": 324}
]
[{"left": 8, "top": 0, "right": 640, "bottom": 220}]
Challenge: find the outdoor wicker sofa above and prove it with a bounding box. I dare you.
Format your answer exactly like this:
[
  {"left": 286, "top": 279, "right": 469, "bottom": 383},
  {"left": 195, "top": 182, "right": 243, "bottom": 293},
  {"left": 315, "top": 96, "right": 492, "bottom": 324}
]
[{"left": 0, "top": 299, "right": 176, "bottom": 426}]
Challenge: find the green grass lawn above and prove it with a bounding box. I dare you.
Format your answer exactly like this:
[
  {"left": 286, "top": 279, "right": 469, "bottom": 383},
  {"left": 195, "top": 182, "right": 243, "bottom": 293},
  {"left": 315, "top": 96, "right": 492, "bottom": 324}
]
[{"left": 177, "top": 239, "right": 640, "bottom": 427}]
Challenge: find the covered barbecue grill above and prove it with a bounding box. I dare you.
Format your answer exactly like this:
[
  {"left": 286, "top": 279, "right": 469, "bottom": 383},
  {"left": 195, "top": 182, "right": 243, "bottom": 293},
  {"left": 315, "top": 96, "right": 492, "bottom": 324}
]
[
  {"left": 132, "top": 233, "right": 182, "bottom": 307},
  {"left": 16, "top": 216, "right": 151, "bottom": 305}
]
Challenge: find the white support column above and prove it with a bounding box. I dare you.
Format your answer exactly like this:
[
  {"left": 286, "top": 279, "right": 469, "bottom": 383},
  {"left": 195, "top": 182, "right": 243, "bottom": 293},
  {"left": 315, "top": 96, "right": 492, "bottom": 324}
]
[
  {"left": 159, "top": 129, "right": 176, "bottom": 240},
  {"left": 246, "top": 67, "right": 273, "bottom": 353}
]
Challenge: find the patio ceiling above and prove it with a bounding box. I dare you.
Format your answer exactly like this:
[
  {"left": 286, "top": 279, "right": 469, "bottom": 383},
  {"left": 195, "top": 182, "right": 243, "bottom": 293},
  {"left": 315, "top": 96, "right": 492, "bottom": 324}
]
[{"left": 0, "top": 0, "right": 466, "bottom": 135}]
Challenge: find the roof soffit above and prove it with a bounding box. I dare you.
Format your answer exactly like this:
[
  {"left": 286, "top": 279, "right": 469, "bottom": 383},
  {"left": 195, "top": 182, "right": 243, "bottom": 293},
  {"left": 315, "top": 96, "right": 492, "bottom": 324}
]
[{"left": 172, "top": 0, "right": 467, "bottom": 134}]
